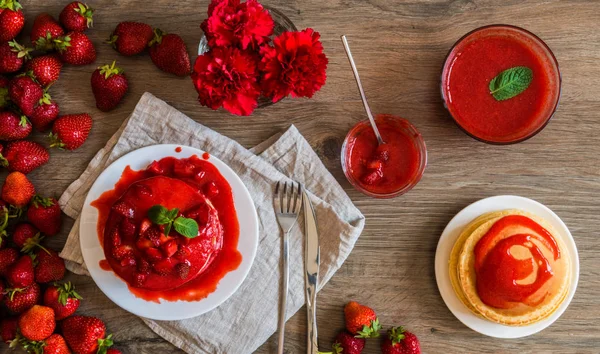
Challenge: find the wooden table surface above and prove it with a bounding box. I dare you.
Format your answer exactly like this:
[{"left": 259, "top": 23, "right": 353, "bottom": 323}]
[{"left": 2, "top": 0, "right": 599, "bottom": 353}]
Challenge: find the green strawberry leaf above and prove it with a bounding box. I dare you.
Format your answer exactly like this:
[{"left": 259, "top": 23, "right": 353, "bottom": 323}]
[
  {"left": 489, "top": 66, "right": 533, "bottom": 101},
  {"left": 174, "top": 217, "right": 199, "bottom": 238}
]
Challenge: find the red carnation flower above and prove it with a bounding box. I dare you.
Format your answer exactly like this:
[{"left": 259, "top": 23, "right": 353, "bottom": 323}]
[
  {"left": 259, "top": 28, "right": 328, "bottom": 103},
  {"left": 201, "top": 0, "right": 274, "bottom": 50},
  {"left": 191, "top": 47, "right": 260, "bottom": 116}
]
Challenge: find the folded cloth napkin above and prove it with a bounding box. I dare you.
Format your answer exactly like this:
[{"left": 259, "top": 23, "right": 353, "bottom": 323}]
[{"left": 59, "top": 92, "right": 365, "bottom": 354}]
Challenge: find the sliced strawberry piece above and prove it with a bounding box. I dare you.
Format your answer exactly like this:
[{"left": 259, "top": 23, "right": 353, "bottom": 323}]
[
  {"left": 173, "top": 160, "right": 195, "bottom": 177},
  {"left": 132, "top": 271, "right": 147, "bottom": 287},
  {"left": 112, "top": 245, "right": 133, "bottom": 261},
  {"left": 147, "top": 161, "right": 164, "bottom": 175},
  {"left": 173, "top": 246, "right": 189, "bottom": 261},
  {"left": 137, "top": 259, "right": 150, "bottom": 274},
  {"left": 133, "top": 183, "right": 152, "bottom": 198},
  {"left": 139, "top": 218, "right": 152, "bottom": 234},
  {"left": 119, "top": 256, "right": 136, "bottom": 267},
  {"left": 362, "top": 170, "right": 383, "bottom": 186},
  {"left": 194, "top": 170, "right": 205, "bottom": 182},
  {"left": 119, "top": 218, "right": 136, "bottom": 241},
  {"left": 152, "top": 258, "right": 174, "bottom": 276},
  {"left": 175, "top": 262, "right": 190, "bottom": 280},
  {"left": 366, "top": 159, "right": 383, "bottom": 170},
  {"left": 144, "top": 226, "right": 161, "bottom": 247},
  {"left": 204, "top": 182, "right": 219, "bottom": 197},
  {"left": 112, "top": 201, "right": 134, "bottom": 218},
  {"left": 109, "top": 228, "right": 121, "bottom": 248},
  {"left": 161, "top": 239, "right": 177, "bottom": 258},
  {"left": 144, "top": 247, "right": 163, "bottom": 262}
]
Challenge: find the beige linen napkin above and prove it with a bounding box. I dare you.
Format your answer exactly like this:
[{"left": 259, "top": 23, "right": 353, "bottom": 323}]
[{"left": 59, "top": 92, "right": 365, "bottom": 354}]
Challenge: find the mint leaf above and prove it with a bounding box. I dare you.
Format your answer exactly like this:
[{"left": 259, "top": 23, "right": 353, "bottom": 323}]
[
  {"left": 163, "top": 222, "right": 173, "bottom": 237},
  {"left": 168, "top": 208, "right": 179, "bottom": 220},
  {"left": 148, "top": 205, "right": 171, "bottom": 225},
  {"left": 489, "top": 66, "right": 533, "bottom": 101},
  {"left": 174, "top": 217, "right": 199, "bottom": 238}
]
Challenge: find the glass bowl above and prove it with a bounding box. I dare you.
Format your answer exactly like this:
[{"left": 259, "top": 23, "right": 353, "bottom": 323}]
[
  {"left": 440, "top": 25, "right": 562, "bottom": 144},
  {"left": 341, "top": 114, "right": 427, "bottom": 199}
]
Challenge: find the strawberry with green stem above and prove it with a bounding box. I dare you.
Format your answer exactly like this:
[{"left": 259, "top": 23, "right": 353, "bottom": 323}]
[
  {"left": 60, "top": 2, "right": 94, "bottom": 32},
  {"left": 43, "top": 281, "right": 82, "bottom": 320},
  {"left": 344, "top": 301, "right": 381, "bottom": 338},
  {"left": 62, "top": 316, "right": 115, "bottom": 354},
  {"left": 0, "top": 111, "right": 32, "bottom": 141},
  {"left": 9, "top": 73, "right": 43, "bottom": 117},
  {"left": 6, "top": 253, "right": 35, "bottom": 287},
  {"left": 28, "top": 195, "right": 62, "bottom": 236},
  {"left": 381, "top": 326, "right": 421, "bottom": 354},
  {"left": 108, "top": 21, "right": 153, "bottom": 56},
  {"left": 319, "top": 331, "right": 366, "bottom": 354},
  {"left": 149, "top": 28, "right": 191, "bottom": 77},
  {"left": 0, "top": 40, "right": 31, "bottom": 74},
  {"left": 12, "top": 223, "right": 49, "bottom": 254},
  {"left": 49, "top": 113, "right": 93, "bottom": 150},
  {"left": 35, "top": 249, "right": 65, "bottom": 283},
  {"left": 0, "top": 0, "right": 25, "bottom": 42},
  {"left": 0, "top": 140, "right": 50, "bottom": 174},
  {"left": 54, "top": 32, "right": 96, "bottom": 65},
  {"left": 91, "top": 61, "right": 128, "bottom": 111},
  {"left": 26, "top": 54, "right": 62, "bottom": 87},
  {"left": 30, "top": 13, "right": 65, "bottom": 51}
]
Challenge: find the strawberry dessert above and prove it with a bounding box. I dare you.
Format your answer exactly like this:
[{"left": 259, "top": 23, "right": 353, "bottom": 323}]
[{"left": 92, "top": 155, "right": 241, "bottom": 302}]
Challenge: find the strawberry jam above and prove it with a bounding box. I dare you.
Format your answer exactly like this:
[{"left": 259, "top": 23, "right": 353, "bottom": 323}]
[
  {"left": 342, "top": 114, "right": 426, "bottom": 198},
  {"left": 474, "top": 215, "right": 561, "bottom": 309},
  {"left": 92, "top": 155, "right": 241, "bottom": 302}
]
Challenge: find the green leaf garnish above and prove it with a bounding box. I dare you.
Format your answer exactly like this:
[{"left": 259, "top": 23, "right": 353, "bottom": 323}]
[
  {"left": 147, "top": 205, "right": 198, "bottom": 238},
  {"left": 174, "top": 217, "right": 199, "bottom": 238},
  {"left": 489, "top": 66, "right": 533, "bottom": 101}
]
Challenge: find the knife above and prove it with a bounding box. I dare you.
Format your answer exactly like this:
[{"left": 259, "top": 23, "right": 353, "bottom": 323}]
[{"left": 303, "top": 189, "right": 320, "bottom": 354}]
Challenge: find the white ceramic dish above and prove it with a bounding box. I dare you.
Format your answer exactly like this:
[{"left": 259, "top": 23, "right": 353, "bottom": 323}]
[
  {"left": 435, "top": 195, "right": 579, "bottom": 338},
  {"left": 79, "top": 144, "right": 259, "bottom": 320}
]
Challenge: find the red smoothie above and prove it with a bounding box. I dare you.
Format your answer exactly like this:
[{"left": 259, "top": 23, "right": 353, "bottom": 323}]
[
  {"left": 342, "top": 114, "right": 426, "bottom": 197},
  {"left": 442, "top": 25, "right": 561, "bottom": 144}
]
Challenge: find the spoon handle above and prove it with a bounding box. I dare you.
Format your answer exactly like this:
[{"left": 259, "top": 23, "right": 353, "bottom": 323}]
[{"left": 341, "top": 35, "right": 385, "bottom": 145}]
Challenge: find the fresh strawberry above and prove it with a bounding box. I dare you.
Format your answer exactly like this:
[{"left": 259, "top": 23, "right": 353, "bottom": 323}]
[
  {"left": 0, "top": 247, "right": 19, "bottom": 275},
  {"left": 18, "top": 305, "right": 56, "bottom": 341},
  {"left": 0, "top": 141, "right": 50, "bottom": 174},
  {"left": 380, "top": 327, "right": 421, "bottom": 354},
  {"left": 31, "top": 13, "right": 65, "bottom": 51},
  {"left": 60, "top": 2, "right": 94, "bottom": 32},
  {"left": 0, "top": 40, "right": 31, "bottom": 74},
  {"left": 43, "top": 282, "right": 82, "bottom": 320},
  {"left": 12, "top": 222, "right": 48, "bottom": 254},
  {"left": 149, "top": 29, "right": 191, "bottom": 76},
  {"left": 9, "top": 74, "right": 43, "bottom": 117},
  {"left": 21, "top": 333, "right": 70, "bottom": 354},
  {"left": 321, "top": 331, "right": 366, "bottom": 354},
  {"left": 25, "top": 54, "right": 62, "bottom": 86},
  {"left": 49, "top": 113, "right": 92, "bottom": 150},
  {"left": 28, "top": 195, "right": 62, "bottom": 236},
  {"left": 4, "top": 283, "right": 40, "bottom": 314},
  {"left": 54, "top": 32, "right": 96, "bottom": 65},
  {"left": 62, "top": 316, "right": 113, "bottom": 354},
  {"left": 109, "top": 21, "right": 153, "bottom": 56},
  {"left": 31, "top": 97, "right": 60, "bottom": 131},
  {"left": 344, "top": 301, "right": 381, "bottom": 338},
  {"left": 6, "top": 254, "right": 35, "bottom": 287},
  {"left": 1, "top": 171, "right": 35, "bottom": 207},
  {"left": 0, "top": 317, "right": 18, "bottom": 343},
  {"left": 0, "top": 0, "right": 25, "bottom": 42},
  {"left": 35, "top": 249, "right": 65, "bottom": 283},
  {"left": 91, "top": 61, "right": 128, "bottom": 112},
  {"left": 0, "top": 111, "right": 32, "bottom": 141}
]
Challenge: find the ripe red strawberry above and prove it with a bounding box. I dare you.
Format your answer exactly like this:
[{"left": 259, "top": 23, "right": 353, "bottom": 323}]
[
  {"left": 0, "top": 0, "right": 25, "bottom": 42},
  {"left": 107, "top": 349, "right": 122, "bottom": 354},
  {"left": 109, "top": 21, "right": 153, "bottom": 56},
  {"left": 9, "top": 74, "right": 43, "bottom": 117},
  {"left": 6, "top": 254, "right": 35, "bottom": 287},
  {"left": 0, "top": 247, "right": 19, "bottom": 275},
  {"left": 49, "top": 113, "right": 92, "bottom": 150},
  {"left": 55, "top": 32, "right": 96, "bottom": 65},
  {"left": 35, "top": 249, "right": 65, "bottom": 283},
  {"left": 21, "top": 333, "right": 70, "bottom": 354},
  {"left": 149, "top": 29, "right": 191, "bottom": 77},
  {"left": 25, "top": 54, "right": 62, "bottom": 86},
  {"left": 0, "top": 40, "right": 31, "bottom": 74},
  {"left": 0, "top": 317, "right": 18, "bottom": 343},
  {"left": 31, "top": 98, "right": 60, "bottom": 131},
  {"left": 4, "top": 283, "right": 40, "bottom": 314},
  {"left": 323, "top": 331, "right": 366, "bottom": 354},
  {"left": 0, "top": 141, "right": 50, "bottom": 174},
  {"left": 62, "top": 316, "right": 113, "bottom": 354},
  {"left": 380, "top": 327, "right": 421, "bottom": 354},
  {"left": 18, "top": 305, "right": 56, "bottom": 341},
  {"left": 28, "top": 195, "right": 62, "bottom": 236},
  {"left": 60, "top": 2, "right": 94, "bottom": 32},
  {"left": 31, "top": 13, "right": 65, "bottom": 51},
  {"left": 0, "top": 111, "right": 32, "bottom": 141},
  {"left": 91, "top": 61, "right": 128, "bottom": 111},
  {"left": 1, "top": 171, "right": 35, "bottom": 207},
  {"left": 12, "top": 223, "right": 48, "bottom": 254},
  {"left": 344, "top": 301, "right": 381, "bottom": 338},
  {"left": 43, "top": 282, "right": 82, "bottom": 320}
]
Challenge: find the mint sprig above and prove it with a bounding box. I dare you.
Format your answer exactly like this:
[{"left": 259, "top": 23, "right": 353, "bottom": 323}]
[
  {"left": 489, "top": 66, "right": 533, "bottom": 101},
  {"left": 147, "top": 205, "right": 199, "bottom": 238}
]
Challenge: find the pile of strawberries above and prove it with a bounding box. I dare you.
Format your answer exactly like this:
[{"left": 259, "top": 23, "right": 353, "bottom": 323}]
[{"left": 321, "top": 301, "right": 421, "bottom": 354}]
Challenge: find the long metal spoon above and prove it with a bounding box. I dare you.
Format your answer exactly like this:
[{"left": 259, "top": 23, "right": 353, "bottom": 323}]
[{"left": 341, "top": 35, "right": 385, "bottom": 145}]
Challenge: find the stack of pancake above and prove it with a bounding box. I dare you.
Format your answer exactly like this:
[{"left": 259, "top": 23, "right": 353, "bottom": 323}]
[{"left": 449, "top": 209, "right": 571, "bottom": 326}]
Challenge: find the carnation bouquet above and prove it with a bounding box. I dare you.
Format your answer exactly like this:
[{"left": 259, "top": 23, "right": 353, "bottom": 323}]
[{"left": 192, "top": 0, "right": 329, "bottom": 116}]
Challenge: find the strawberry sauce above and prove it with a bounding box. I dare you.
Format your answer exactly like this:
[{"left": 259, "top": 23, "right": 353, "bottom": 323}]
[
  {"left": 92, "top": 155, "right": 241, "bottom": 302},
  {"left": 474, "top": 215, "right": 560, "bottom": 309}
]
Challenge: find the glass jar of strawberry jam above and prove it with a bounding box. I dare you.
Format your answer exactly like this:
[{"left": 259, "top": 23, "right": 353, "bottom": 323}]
[{"left": 341, "top": 114, "right": 427, "bottom": 198}]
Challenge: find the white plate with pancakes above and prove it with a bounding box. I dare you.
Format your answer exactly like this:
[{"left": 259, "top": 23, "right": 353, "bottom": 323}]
[{"left": 435, "top": 195, "right": 579, "bottom": 338}]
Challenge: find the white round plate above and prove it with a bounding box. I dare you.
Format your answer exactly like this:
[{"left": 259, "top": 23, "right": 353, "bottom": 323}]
[
  {"left": 80, "top": 144, "right": 259, "bottom": 320},
  {"left": 435, "top": 195, "right": 579, "bottom": 338}
]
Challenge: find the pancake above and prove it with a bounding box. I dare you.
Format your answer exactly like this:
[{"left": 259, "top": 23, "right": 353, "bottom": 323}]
[{"left": 450, "top": 209, "right": 571, "bottom": 326}]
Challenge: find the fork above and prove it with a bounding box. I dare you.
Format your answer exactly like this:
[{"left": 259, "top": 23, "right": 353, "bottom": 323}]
[{"left": 274, "top": 180, "right": 303, "bottom": 354}]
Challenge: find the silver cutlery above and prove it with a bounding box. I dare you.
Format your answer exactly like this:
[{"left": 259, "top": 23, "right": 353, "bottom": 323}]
[
  {"left": 303, "top": 189, "right": 320, "bottom": 354},
  {"left": 274, "top": 181, "right": 303, "bottom": 354}
]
